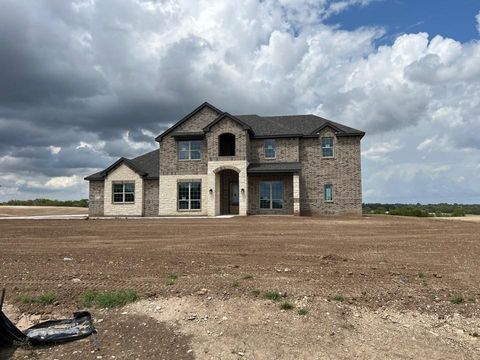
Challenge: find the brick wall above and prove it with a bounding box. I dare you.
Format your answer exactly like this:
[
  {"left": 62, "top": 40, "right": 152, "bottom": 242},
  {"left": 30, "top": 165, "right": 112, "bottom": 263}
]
[
  {"left": 206, "top": 117, "right": 249, "bottom": 162},
  {"left": 88, "top": 181, "right": 104, "bottom": 216},
  {"left": 159, "top": 106, "right": 218, "bottom": 176},
  {"left": 299, "top": 128, "right": 362, "bottom": 216},
  {"left": 248, "top": 174, "right": 293, "bottom": 215},
  {"left": 143, "top": 179, "right": 159, "bottom": 216},
  {"left": 249, "top": 138, "right": 299, "bottom": 163}
]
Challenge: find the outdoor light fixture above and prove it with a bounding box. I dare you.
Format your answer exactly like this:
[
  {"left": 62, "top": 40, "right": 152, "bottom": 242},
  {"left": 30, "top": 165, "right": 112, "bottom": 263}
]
[
  {"left": 209, "top": 189, "right": 213, "bottom": 193},
  {"left": 241, "top": 188, "right": 245, "bottom": 194}
]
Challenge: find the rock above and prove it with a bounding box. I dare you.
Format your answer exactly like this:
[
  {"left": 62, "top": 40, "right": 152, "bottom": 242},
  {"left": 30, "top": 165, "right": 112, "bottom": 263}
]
[
  {"left": 63, "top": 257, "right": 73, "bottom": 261},
  {"left": 186, "top": 314, "right": 197, "bottom": 321},
  {"left": 71, "top": 278, "right": 81, "bottom": 283},
  {"left": 284, "top": 268, "right": 291, "bottom": 272},
  {"left": 187, "top": 349, "right": 193, "bottom": 354},
  {"left": 196, "top": 288, "right": 208, "bottom": 295},
  {"left": 238, "top": 352, "right": 245, "bottom": 356}
]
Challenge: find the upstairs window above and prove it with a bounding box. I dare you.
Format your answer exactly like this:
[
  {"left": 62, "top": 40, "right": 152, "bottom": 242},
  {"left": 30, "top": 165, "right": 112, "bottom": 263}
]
[
  {"left": 324, "top": 184, "right": 333, "bottom": 202},
  {"left": 321, "top": 137, "right": 334, "bottom": 158},
  {"left": 178, "top": 181, "right": 201, "bottom": 210},
  {"left": 178, "top": 140, "right": 201, "bottom": 160},
  {"left": 219, "top": 133, "right": 236, "bottom": 156},
  {"left": 264, "top": 139, "right": 276, "bottom": 159},
  {"left": 112, "top": 182, "right": 135, "bottom": 203},
  {"left": 259, "top": 181, "right": 284, "bottom": 209}
]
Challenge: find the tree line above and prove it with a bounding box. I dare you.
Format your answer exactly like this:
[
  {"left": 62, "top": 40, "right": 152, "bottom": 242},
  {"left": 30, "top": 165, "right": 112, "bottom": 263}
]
[
  {"left": 0, "top": 198, "right": 88, "bottom": 207},
  {"left": 363, "top": 203, "right": 480, "bottom": 217}
]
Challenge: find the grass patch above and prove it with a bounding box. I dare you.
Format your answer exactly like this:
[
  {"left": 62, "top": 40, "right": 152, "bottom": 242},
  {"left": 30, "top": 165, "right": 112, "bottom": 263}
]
[
  {"left": 17, "top": 292, "right": 56, "bottom": 305},
  {"left": 81, "top": 289, "right": 138, "bottom": 308},
  {"left": 280, "top": 301, "right": 294, "bottom": 310},
  {"left": 264, "top": 291, "right": 282, "bottom": 301},
  {"left": 166, "top": 273, "right": 178, "bottom": 286},
  {"left": 332, "top": 295, "right": 345, "bottom": 302},
  {"left": 418, "top": 272, "right": 426, "bottom": 279},
  {"left": 242, "top": 274, "right": 254, "bottom": 280},
  {"left": 250, "top": 289, "right": 260, "bottom": 297},
  {"left": 450, "top": 294, "right": 464, "bottom": 305},
  {"left": 297, "top": 308, "right": 308, "bottom": 316},
  {"left": 232, "top": 280, "right": 240, "bottom": 288}
]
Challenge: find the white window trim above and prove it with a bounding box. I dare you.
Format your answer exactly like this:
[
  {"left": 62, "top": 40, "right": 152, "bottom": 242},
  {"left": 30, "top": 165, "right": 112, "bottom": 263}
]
[
  {"left": 264, "top": 139, "right": 276, "bottom": 159},
  {"left": 324, "top": 183, "right": 334, "bottom": 203},
  {"left": 177, "top": 181, "right": 202, "bottom": 211},
  {"left": 178, "top": 140, "right": 202, "bottom": 161},
  {"left": 259, "top": 181, "right": 284, "bottom": 210},
  {"left": 112, "top": 181, "right": 135, "bottom": 204},
  {"left": 321, "top": 137, "right": 335, "bottom": 158}
]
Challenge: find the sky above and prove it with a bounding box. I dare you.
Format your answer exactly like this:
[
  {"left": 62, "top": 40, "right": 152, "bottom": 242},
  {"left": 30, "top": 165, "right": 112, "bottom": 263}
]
[{"left": 0, "top": 0, "right": 479, "bottom": 204}]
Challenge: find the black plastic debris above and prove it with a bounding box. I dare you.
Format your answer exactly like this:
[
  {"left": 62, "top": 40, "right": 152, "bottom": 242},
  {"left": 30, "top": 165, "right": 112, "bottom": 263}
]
[{"left": 0, "top": 289, "right": 96, "bottom": 347}]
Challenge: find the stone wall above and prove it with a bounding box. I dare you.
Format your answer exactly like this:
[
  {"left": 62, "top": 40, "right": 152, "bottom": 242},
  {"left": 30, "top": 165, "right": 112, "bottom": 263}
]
[
  {"left": 104, "top": 164, "right": 144, "bottom": 216},
  {"left": 158, "top": 174, "right": 209, "bottom": 216},
  {"left": 249, "top": 138, "right": 299, "bottom": 163},
  {"left": 88, "top": 181, "right": 104, "bottom": 216},
  {"left": 248, "top": 174, "right": 294, "bottom": 215},
  {"left": 299, "top": 128, "right": 362, "bottom": 216},
  {"left": 143, "top": 179, "right": 159, "bottom": 217}
]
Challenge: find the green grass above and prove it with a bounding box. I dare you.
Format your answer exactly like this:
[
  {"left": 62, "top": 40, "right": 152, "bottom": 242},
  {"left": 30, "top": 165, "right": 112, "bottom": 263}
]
[
  {"left": 450, "top": 295, "right": 464, "bottom": 305},
  {"left": 17, "top": 292, "right": 57, "bottom": 305},
  {"left": 297, "top": 308, "right": 308, "bottom": 316},
  {"left": 332, "top": 295, "right": 345, "bottom": 302},
  {"left": 242, "top": 274, "right": 254, "bottom": 280},
  {"left": 280, "top": 301, "right": 294, "bottom": 310},
  {"left": 418, "top": 272, "right": 426, "bottom": 279},
  {"left": 166, "top": 273, "right": 178, "bottom": 286},
  {"left": 81, "top": 289, "right": 138, "bottom": 308},
  {"left": 232, "top": 280, "right": 240, "bottom": 288},
  {"left": 264, "top": 291, "right": 282, "bottom": 301}
]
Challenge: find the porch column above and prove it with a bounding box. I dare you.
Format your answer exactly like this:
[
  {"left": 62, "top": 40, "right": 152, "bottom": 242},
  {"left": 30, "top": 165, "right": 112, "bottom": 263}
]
[
  {"left": 239, "top": 168, "right": 248, "bottom": 216},
  {"left": 293, "top": 173, "right": 300, "bottom": 216}
]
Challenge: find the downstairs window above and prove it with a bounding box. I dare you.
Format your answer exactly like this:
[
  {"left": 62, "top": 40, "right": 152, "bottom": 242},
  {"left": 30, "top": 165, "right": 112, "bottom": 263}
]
[
  {"left": 178, "top": 182, "right": 201, "bottom": 210},
  {"left": 259, "top": 181, "right": 284, "bottom": 209},
  {"left": 112, "top": 182, "right": 135, "bottom": 203}
]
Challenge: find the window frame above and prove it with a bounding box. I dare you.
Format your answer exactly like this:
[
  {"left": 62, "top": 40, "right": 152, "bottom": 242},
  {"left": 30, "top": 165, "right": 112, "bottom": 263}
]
[
  {"left": 263, "top": 139, "right": 276, "bottom": 159},
  {"left": 178, "top": 140, "right": 202, "bottom": 161},
  {"left": 112, "top": 181, "right": 135, "bottom": 204},
  {"left": 321, "top": 137, "right": 334, "bottom": 158},
  {"left": 259, "top": 181, "right": 284, "bottom": 210},
  {"left": 177, "top": 181, "right": 202, "bottom": 211},
  {"left": 324, "top": 183, "right": 333, "bottom": 202}
]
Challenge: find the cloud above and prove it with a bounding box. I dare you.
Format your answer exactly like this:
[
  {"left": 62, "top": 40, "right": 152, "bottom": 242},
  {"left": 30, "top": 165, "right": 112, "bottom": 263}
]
[
  {"left": 0, "top": 1, "right": 479, "bottom": 203},
  {"left": 44, "top": 175, "right": 81, "bottom": 190},
  {"left": 477, "top": 11, "right": 480, "bottom": 34},
  {"left": 362, "top": 140, "right": 402, "bottom": 161}
]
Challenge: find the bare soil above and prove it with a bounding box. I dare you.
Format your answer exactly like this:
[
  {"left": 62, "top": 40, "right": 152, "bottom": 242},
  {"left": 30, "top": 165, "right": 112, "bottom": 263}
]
[
  {"left": 1, "top": 215, "right": 479, "bottom": 359},
  {"left": 0, "top": 206, "right": 88, "bottom": 217}
]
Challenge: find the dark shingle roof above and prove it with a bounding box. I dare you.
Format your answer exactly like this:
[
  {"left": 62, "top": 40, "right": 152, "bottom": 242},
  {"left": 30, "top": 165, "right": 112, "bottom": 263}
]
[
  {"left": 247, "top": 162, "right": 302, "bottom": 174},
  {"left": 234, "top": 114, "right": 364, "bottom": 138},
  {"left": 85, "top": 149, "right": 159, "bottom": 181}
]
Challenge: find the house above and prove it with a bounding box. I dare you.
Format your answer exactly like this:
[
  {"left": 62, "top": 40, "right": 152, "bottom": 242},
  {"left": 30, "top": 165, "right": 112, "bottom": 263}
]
[{"left": 85, "top": 102, "right": 364, "bottom": 217}]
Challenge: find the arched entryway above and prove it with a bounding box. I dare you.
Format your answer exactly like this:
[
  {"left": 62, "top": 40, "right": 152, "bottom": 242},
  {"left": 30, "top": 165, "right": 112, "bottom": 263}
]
[{"left": 216, "top": 169, "right": 239, "bottom": 215}]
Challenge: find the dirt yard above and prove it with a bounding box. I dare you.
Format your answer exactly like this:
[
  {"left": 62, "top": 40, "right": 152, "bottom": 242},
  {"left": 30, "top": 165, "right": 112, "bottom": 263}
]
[
  {"left": 0, "top": 206, "right": 88, "bottom": 217},
  {"left": 1, "top": 216, "right": 479, "bottom": 359}
]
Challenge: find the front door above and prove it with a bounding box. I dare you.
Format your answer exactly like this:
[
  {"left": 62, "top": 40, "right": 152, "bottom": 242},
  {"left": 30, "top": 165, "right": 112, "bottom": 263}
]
[{"left": 229, "top": 182, "right": 239, "bottom": 214}]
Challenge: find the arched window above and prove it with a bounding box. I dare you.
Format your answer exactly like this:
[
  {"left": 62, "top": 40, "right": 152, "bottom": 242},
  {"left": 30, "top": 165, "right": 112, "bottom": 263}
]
[{"left": 218, "top": 133, "right": 236, "bottom": 156}]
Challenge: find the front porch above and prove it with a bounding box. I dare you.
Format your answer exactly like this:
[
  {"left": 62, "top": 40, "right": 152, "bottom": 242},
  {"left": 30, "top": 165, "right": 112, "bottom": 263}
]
[{"left": 207, "top": 161, "right": 301, "bottom": 216}]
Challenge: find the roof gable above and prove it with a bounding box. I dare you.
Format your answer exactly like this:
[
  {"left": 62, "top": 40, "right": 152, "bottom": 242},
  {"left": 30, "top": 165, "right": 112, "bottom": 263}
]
[
  {"left": 85, "top": 149, "right": 159, "bottom": 181},
  {"left": 202, "top": 112, "right": 253, "bottom": 133},
  {"left": 155, "top": 102, "right": 222, "bottom": 142}
]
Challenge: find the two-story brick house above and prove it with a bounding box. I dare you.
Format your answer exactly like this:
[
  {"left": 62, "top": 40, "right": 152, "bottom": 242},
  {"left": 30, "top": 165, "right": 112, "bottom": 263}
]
[{"left": 85, "top": 102, "right": 364, "bottom": 217}]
